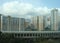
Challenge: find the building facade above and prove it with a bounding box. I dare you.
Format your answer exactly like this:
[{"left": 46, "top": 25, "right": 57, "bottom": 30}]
[
  {"left": 19, "top": 18, "right": 25, "bottom": 31},
  {"left": 32, "top": 16, "right": 39, "bottom": 30},
  {"left": 50, "top": 9, "right": 58, "bottom": 31},
  {"left": 0, "top": 15, "right": 25, "bottom": 32},
  {"left": 32, "top": 16, "right": 45, "bottom": 31},
  {"left": 0, "top": 14, "right": 2, "bottom": 31},
  {"left": 39, "top": 16, "right": 45, "bottom": 31},
  {"left": 8, "top": 16, "right": 19, "bottom": 31},
  {"left": 2, "top": 16, "right": 8, "bottom": 31},
  {"left": 57, "top": 16, "right": 60, "bottom": 30}
]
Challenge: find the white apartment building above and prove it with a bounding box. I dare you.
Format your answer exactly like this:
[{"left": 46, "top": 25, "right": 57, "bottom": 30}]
[
  {"left": 50, "top": 9, "right": 59, "bottom": 31},
  {"left": 32, "top": 16, "right": 45, "bottom": 31}
]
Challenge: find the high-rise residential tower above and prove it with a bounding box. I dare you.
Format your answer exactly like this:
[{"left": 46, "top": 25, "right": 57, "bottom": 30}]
[
  {"left": 32, "top": 16, "right": 45, "bottom": 31},
  {"left": 51, "top": 9, "right": 58, "bottom": 31}
]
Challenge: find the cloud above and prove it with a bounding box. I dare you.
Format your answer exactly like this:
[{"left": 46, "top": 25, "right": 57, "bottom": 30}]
[
  {"left": 34, "top": 7, "right": 50, "bottom": 15},
  {"left": 2, "top": 1, "right": 33, "bottom": 15},
  {"left": 0, "top": 1, "right": 59, "bottom": 18},
  {"left": 0, "top": 6, "right": 2, "bottom": 14}
]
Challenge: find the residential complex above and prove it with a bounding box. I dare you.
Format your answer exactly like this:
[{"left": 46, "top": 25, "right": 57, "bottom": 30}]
[
  {"left": 0, "top": 8, "right": 60, "bottom": 31},
  {"left": 0, "top": 15, "right": 25, "bottom": 32}
]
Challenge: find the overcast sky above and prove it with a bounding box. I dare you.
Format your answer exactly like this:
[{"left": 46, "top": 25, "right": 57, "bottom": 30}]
[{"left": 0, "top": 0, "right": 60, "bottom": 18}]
